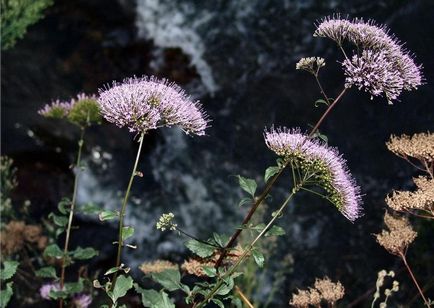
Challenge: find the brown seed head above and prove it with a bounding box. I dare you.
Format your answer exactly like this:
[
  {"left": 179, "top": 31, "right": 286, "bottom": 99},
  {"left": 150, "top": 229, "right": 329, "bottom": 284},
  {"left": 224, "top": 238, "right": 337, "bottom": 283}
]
[
  {"left": 375, "top": 213, "right": 417, "bottom": 255},
  {"left": 139, "top": 260, "right": 178, "bottom": 274},
  {"left": 314, "top": 277, "right": 345, "bottom": 303}
]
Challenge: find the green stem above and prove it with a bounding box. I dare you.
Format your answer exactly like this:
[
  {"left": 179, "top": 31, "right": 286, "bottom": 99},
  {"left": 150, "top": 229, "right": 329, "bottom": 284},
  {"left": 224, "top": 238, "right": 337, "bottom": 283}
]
[
  {"left": 111, "top": 132, "right": 145, "bottom": 291},
  {"left": 59, "top": 127, "right": 85, "bottom": 308},
  {"left": 197, "top": 186, "right": 301, "bottom": 307},
  {"left": 314, "top": 74, "right": 331, "bottom": 105}
]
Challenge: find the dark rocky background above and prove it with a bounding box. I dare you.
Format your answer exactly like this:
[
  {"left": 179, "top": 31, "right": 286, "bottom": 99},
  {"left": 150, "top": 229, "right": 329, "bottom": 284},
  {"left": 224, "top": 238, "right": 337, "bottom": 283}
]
[{"left": 2, "top": 0, "right": 434, "bottom": 306}]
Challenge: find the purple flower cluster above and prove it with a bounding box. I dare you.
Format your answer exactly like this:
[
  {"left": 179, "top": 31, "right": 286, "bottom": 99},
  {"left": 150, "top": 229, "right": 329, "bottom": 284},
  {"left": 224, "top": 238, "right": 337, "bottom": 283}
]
[
  {"left": 72, "top": 294, "right": 92, "bottom": 308},
  {"left": 264, "top": 127, "right": 362, "bottom": 221},
  {"left": 98, "top": 76, "right": 209, "bottom": 135},
  {"left": 38, "top": 100, "right": 73, "bottom": 118},
  {"left": 314, "top": 15, "right": 423, "bottom": 104},
  {"left": 343, "top": 50, "right": 404, "bottom": 102},
  {"left": 39, "top": 282, "right": 61, "bottom": 299},
  {"left": 39, "top": 283, "right": 92, "bottom": 307},
  {"left": 38, "top": 93, "right": 97, "bottom": 118}
]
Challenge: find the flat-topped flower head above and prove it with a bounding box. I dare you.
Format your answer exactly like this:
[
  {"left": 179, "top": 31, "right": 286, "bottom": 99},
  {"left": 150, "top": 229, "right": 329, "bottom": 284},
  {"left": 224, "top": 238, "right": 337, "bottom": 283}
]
[
  {"left": 296, "top": 57, "right": 325, "bottom": 75},
  {"left": 314, "top": 15, "right": 423, "bottom": 104},
  {"left": 375, "top": 213, "right": 417, "bottom": 255},
  {"left": 386, "top": 132, "right": 434, "bottom": 162},
  {"left": 314, "top": 14, "right": 352, "bottom": 45},
  {"left": 38, "top": 93, "right": 101, "bottom": 127},
  {"left": 98, "top": 76, "right": 209, "bottom": 135},
  {"left": 264, "top": 127, "right": 362, "bottom": 221}
]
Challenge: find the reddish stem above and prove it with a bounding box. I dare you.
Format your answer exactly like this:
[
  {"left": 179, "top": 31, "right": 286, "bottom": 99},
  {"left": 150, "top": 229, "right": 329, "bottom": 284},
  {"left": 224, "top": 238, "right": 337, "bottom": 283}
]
[
  {"left": 399, "top": 252, "right": 430, "bottom": 306},
  {"left": 214, "top": 87, "right": 348, "bottom": 270}
]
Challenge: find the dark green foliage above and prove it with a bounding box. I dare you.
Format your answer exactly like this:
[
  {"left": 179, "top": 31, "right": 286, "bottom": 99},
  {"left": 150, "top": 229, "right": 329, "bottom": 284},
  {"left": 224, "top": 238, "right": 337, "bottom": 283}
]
[{"left": 1, "top": 0, "right": 53, "bottom": 50}]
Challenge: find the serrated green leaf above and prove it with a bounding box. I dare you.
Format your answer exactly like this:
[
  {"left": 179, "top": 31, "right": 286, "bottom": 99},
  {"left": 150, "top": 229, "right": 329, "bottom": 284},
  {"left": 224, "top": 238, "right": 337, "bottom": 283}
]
[
  {"left": 57, "top": 198, "right": 71, "bottom": 215},
  {"left": 264, "top": 166, "right": 280, "bottom": 183},
  {"left": 55, "top": 227, "right": 65, "bottom": 238},
  {"left": 121, "top": 226, "right": 134, "bottom": 241},
  {"left": 236, "top": 175, "right": 257, "bottom": 197},
  {"left": 212, "top": 298, "right": 225, "bottom": 308},
  {"left": 216, "top": 277, "right": 234, "bottom": 296},
  {"left": 238, "top": 197, "right": 251, "bottom": 207},
  {"left": 79, "top": 202, "right": 100, "bottom": 215},
  {"left": 1, "top": 261, "right": 19, "bottom": 280},
  {"left": 49, "top": 213, "right": 68, "bottom": 227},
  {"left": 43, "top": 244, "right": 63, "bottom": 258},
  {"left": 99, "top": 210, "right": 119, "bottom": 221},
  {"left": 135, "top": 285, "right": 175, "bottom": 308},
  {"left": 35, "top": 266, "right": 57, "bottom": 278},
  {"left": 265, "top": 225, "right": 286, "bottom": 237},
  {"left": 64, "top": 279, "right": 84, "bottom": 294},
  {"left": 71, "top": 247, "right": 98, "bottom": 260},
  {"left": 104, "top": 267, "right": 119, "bottom": 276},
  {"left": 0, "top": 282, "right": 13, "bottom": 308},
  {"left": 212, "top": 233, "right": 229, "bottom": 248},
  {"left": 150, "top": 269, "right": 181, "bottom": 292},
  {"left": 252, "top": 249, "right": 265, "bottom": 268},
  {"left": 251, "top": 223, "right": 266, "bottom": 231},
  {"left": 201, "top": 266, "right": 216, "bottom": 277},
  {"left": 185, "top": 240, "right": 215, "bottom": 258},
  {"left": 109, "top": 275, "right": 133, "bottom": 304}
]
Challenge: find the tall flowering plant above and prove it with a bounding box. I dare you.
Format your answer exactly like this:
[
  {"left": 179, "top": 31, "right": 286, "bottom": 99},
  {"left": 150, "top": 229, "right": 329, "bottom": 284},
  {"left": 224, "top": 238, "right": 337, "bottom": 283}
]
[
  {"left": 94, "top": 76, "right": 209, "bottom": 306},
  {"left": 138, "top": 15, "right": 424, "bottom": 308},
  {"left": 23, "top": 15, "right": 427, "bottom": 308},
  {"left": 38, "top": 94, "right": 101, "bottom": 308}
]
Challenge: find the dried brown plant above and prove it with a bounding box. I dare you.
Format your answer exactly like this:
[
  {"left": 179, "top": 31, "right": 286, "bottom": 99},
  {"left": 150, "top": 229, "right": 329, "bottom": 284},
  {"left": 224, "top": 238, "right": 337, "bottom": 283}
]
[
  {"left": 289, "top": 277, "right": 345, "bottom": 307},
  {"left": 386, "top": 132, "right": 434, "bottom": 177},
  {"left": 139, "top": 260, "right": 178, "bottom": 275},
  {"left": 375, "top": 213, "right": 430, "bottom": 306},
  {"left": 181, "top": 258, "right": 214, "bottom": 277},
  {"left": 0, "top": 220, "right": 47, "bottom": 256},
  {"left": 386, "top": 176, "right": 434, "bottom": 219},
  {"left": 375, "top": 213, "right": 417, "bottom": 256}
]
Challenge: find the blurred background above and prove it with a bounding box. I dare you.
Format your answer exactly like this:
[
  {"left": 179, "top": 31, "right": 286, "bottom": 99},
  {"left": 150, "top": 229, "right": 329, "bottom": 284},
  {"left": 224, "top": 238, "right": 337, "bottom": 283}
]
[{"left": 1, "top": 0, "right": 434, "bottom": 306}]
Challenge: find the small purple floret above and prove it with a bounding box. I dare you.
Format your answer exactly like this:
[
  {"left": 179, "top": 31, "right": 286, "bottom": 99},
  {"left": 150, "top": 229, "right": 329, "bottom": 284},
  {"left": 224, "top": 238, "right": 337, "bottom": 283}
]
[
  {"left": 73, "top": 294, "right": 92, "bottom": 308},
  {"left": 39, "top": 282, "right": 61, "bottom": 300}
]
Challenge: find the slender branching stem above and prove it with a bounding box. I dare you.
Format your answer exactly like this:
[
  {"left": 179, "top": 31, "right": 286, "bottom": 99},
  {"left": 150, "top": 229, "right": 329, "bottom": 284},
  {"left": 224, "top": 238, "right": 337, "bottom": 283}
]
[
  {"left": 59, "top": 127, "right": 85, "bottom": 308},
  {"left": 214, "top": 87, "right": 348, "bottom": 270},
  {"left": 175, "top": 227, "right": 220, "bottom": 248},
  {"left": 110, "top": 132, "right": 145, "bottom": 291},
  {"left": 235, "top": 285, "right": 255, "bottom": 308},
  {"left": 314, "top": 74, "right": 331, "bottom": 105},
  {"left": 308, "top": 87, "right": 347, "bottom": 138},
  {"left": 198, "top": 184, "right": 302, "bottom": 307},
  {"left": 399, "top": 252, "right": 430, "bottom": 307},
  {"left": 422, "top": 159, "right": 434, "bottom": 179}
]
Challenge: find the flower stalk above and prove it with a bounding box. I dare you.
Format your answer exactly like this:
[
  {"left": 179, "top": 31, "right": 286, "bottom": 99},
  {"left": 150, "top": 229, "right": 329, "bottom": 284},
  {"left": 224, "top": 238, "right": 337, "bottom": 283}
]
[
  {"left": 399, "top": 252, "right": 430, "bottom": 307},
  {"left": 111, "top": 132, "right": 145, "bottom": 290},
  {"left": 59, "top": 127, "right": 85, "bottom": 308},
  {"left": 197, "top": 186, "right": 300, "bottom": 307}
]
